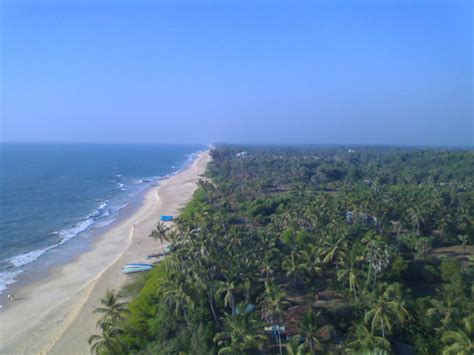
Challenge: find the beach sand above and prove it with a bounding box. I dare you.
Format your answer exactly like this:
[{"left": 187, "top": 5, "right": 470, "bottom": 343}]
[{"left": 0, "top": 150, "right": 210, "bottom": 355}]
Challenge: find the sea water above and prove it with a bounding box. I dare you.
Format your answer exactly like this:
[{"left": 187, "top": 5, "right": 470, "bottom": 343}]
[{"left": 0, "top": 143, "right": 205, "bottom": 295}]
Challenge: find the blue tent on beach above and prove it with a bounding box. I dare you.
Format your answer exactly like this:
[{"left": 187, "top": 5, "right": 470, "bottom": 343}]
[{"left": 160, "top": 215, "right": 173, "bottom": 222}]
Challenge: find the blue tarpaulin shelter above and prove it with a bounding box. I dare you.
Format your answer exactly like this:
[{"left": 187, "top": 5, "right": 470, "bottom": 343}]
[{"left": 160, "top": 215, "right": 173, "bottom": 221}]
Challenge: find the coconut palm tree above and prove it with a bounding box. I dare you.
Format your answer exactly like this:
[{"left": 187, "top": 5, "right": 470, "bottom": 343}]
[
  {"left": 346, "top": 322, "right": 391, "bottom": 354},
  {"left": 456, "top": 207, "right": 472, "bottom": 235},
  {"left": 300, "top": 308, "right": 322, "bottom": 354},
  {"left": 458, "top": 234, "right": 469, "bottom": 272},
  {"left": 213, "top": 305, "right": 268, "bottom": 354},
  {"left": 150, "top": 222, "right": 170, "bottom": 270},
  {"left": 406, "top": 206, "right": 424, "bottom": 236},
  {"left": 427, "top": 286, "right": 463, "bottom": 329},
  {"left": 362, "top": 234, "right": 390, "bottom": 290},
  {"left": 160, "top": 277, "right": 195, "bottom": 325},
  {"left": 282, "top": 251, "right": 306, "bottom": 287},
  {"left": 93, "top": 289, "right": 129, "bottom": 327},
  {"left": 321, "top": 235, "right": 347, "bottom": 271},
  {"left": 364, "top": 283, "right": 412, "bottom": 339},
  {"left": 414, "top": 237, "right": 432, "bottom": 258},
  {"left": 88, "top": 290, "right": 129, "bottom": 355},
  {"left": 261, "top": 255, "right": 277, "bottom": 281},
  {"left": 150, "top": 222, "right": 169, "bottom": 247},
  {"left": 441, "top": 315, "right": 474, "bottom": 355},
  {"left": 192, "top": 269, "right": 220, "bottom": 326},
  {"left": 436, "top": 215, "right": 451, "bottom": 244},
  {"left": 260, "top": 280, "right": 288, "bottom": 355},
  {"left": 337, "top": 250, "right": 364, "bottom": 301},
  {"left": 285, "top": 335, "right": 305, "bottom": 355},
  {"left": 88, "top": 326, "right": 126, "bottom": 355},
  {"left": 216, "top": 279, "right": 238, "bottom": 315}
]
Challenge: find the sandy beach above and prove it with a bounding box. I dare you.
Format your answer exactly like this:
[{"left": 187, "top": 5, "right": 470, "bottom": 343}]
[{"left": 0, "top": 150, "right": 210, "bottom": 355}]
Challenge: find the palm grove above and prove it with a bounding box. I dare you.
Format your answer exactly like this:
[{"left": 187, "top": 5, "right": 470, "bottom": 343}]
[{"left": 90, "top": 146, "right": 473, "bottom": 354}]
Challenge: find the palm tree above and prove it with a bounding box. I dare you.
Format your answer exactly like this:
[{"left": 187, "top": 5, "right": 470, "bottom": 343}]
[
  {"left": 441, "top": 315, "right": 474, "bottom": 355},
  {"left": 285, "top": 335, "right": 305, "bottom": 355},
  {"left": 216, "top": 279, "right": 238, "bottom": 315},
  {"left": 321, "top": 235, "right": 347, "bottom": 271},
  {"left": 414, "top": 237, "right": 432, "bottom": 258},
  {"left": 282, "top": 251, "right": 306, "bottom": 287},
  {"left": 298, "top": 248, "right": 323, "bottom": 282},
  {"left": 260, "top": 281, "right": 288, "bottom": 355},
  {"left": 89, "top": 290, "right": 129, "bottom": 355},
  {"left": 337, "top": 250, "right": 364, "bottom": 301},
  {"left": 364, "top": 283, "right": 412, "bottom": 339},
  {"left": 346, "top": 322, "right": 391, "bottom": 354},
  {"left": 456, "top": 206, "right": 472, "bottom": 235},
  {"left": 160, "top": 277, "right": 195, "bottom": 325},
  {"left": 458, "top": 234, "right": 469, "bottom": 272},
  {"left": 406, "top": 205, "right": 424, "bottom": 236},
  {"left": 390, "top": 220, "right": 402, "bottom": 238},
  {"left": 150, "top": 222, "right": 169, "bottom": 246},
  {"left": 93, "top": 289, "right": 129, "bottom": 326},
  {"left": 213, "top": 305, "right": 268, "bottom": 354},
  {"left": 150, "top": 222, "right": 170, "bottom": 270},
  {"left": 427, "top": 287, "right": 462, "bottom": 329},
  {"left": 192, "top": 269, "right": 220, "bottom": 326},
  {"left": 299, "top": 308, "right": 321, "bottom": 354},
  {"left": 88, "top": 326, "right": 126, "bottom": 355},
  {"left": 436, "top": 215, "right": 451, "bottom": 244},
  {"left": 362, "top": 234, "right": 390, "bottom": 290},
  {"left": 261, "top": 255, "right": 276, "bottom": 281}
]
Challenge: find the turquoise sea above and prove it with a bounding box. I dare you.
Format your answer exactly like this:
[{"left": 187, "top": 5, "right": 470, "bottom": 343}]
[{"left": 0, "top": 143, "right": 205, "bottom": 294}]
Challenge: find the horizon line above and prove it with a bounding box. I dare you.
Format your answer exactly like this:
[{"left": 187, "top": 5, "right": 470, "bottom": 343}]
[{"left": 0, "top": 140, "right": 472, "bottom": 149}]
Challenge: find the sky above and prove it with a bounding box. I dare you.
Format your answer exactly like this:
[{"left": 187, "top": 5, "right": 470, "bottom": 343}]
[{"left": 0, "top": 0, "right": 472, "bottom": 146}]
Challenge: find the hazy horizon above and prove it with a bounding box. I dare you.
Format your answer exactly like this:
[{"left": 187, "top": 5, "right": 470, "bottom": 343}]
[
  {"left": 1, "top": 0, "right": 472, "bottom": 147},
  {"left": 0, "top": 141, "right": 473, "bottom": 150}
]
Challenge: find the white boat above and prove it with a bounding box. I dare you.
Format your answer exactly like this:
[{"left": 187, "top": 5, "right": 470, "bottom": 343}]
[{"left": 122, "top": 263, "right": 154, "bottom": 274}]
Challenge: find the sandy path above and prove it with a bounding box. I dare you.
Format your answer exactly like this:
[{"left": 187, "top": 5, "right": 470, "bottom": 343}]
[{"left": 0, "top": 151, "right": 210, "bottom": 355}]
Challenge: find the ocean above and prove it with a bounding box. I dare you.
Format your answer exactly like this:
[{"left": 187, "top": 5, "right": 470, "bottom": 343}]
[{"left": 0, "top": 143, "right": 205, "bottom": 294}]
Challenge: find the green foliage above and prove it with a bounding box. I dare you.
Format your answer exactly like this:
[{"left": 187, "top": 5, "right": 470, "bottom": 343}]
[
  {"left": 120, "top": 264, "right": 167, "bottom": 350},
  {"left": 88, "top": 290, "right": 129, "bottom": 355},
  {"left": 214, "top": 304, "right": 268, "bottom": 354},
  {"left": 92, "top": 145, "right": 474, "bottom": 354},
  {"left": 441, "top": 257, "right": 462, "bottom": 282},
  {"left": 441, "top": 314, "right": 474, "bottom": 355}
]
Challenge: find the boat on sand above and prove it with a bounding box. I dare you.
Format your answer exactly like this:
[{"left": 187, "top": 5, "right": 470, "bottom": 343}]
[{"left": 122, "top": 263, "right": 154, "bottom": 274}]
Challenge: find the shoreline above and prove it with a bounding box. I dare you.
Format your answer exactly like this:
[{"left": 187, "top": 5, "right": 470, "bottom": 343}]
[
  {"left": 0, "top": 150, "right": 211, "bottom": 354},
  {"left": 0, "top": 148, "right": 204, "bottom": 301},
  {"left": 0, "top": 199, "right": 140, "bottom": 308}
]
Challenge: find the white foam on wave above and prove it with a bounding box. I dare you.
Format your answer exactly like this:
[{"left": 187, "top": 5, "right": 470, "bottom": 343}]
[
  {"left": 57, "top": 218, "right": 95, "bottom": 243},
  {"left": 167, "top": 150, "right": 202, "bottom": 178},
  {"left": 93, "top": 219, "right": 115, "bottom": 228},
  {"left": 88, "top": 200, "right": 109, "bottom": 218},
  {"left": 8, "top": 247, "right": 55, "bottom": 268},
  {"left": 7, "top": 219, "right": 95, "bottom": 268},
  {"left": 111, "top": 203, "right": 129, "bottom": 212},
  {"left": 137, "top": 178, "right": 152, "bottom": 184},
  {"left": 6, "top": 201, "right": 108, "bottom": 269},
  {"left": 0, "top": 269, "right": 24, "bottom": 294}
]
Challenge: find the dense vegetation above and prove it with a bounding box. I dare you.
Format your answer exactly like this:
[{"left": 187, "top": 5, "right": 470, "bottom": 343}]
[{"left": 90, "top": 145, "right": 473, "bottom": 354}]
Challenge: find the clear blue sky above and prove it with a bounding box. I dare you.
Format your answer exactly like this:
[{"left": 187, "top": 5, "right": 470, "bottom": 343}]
[{"left": 1, "top": 0, "right": 472, "bottom": 146}]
